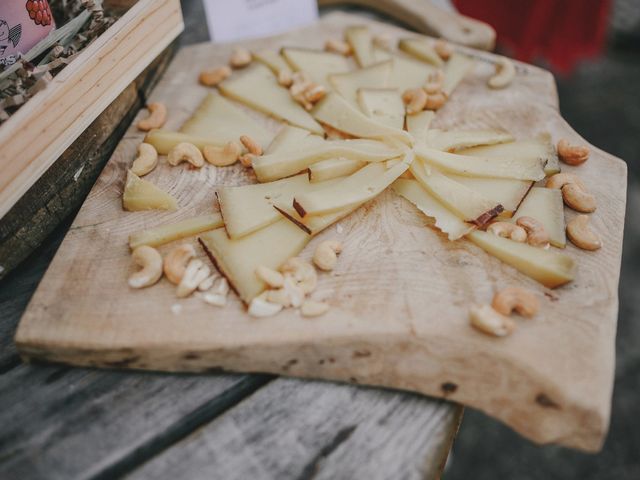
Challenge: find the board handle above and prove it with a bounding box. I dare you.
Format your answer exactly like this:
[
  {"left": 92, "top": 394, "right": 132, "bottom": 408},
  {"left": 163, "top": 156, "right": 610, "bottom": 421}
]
[{"left": 318, "top": 0, "right": 496, "bottom": 51}]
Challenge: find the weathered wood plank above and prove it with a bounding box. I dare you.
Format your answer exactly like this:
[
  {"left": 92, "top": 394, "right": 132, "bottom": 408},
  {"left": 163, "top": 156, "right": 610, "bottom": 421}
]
[
  {"left": 0, "top": 363, "right": 270, "bottom": 480},
  {"left": 126, "top": 378, "right": 463, "bottom": 480}
]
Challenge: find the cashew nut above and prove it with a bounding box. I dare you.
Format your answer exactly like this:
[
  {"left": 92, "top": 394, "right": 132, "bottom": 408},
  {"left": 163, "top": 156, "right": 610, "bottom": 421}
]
[
  {"left": 168, "top": 142, "right": 205, "bottom": 168},
  {"left": 266, "top": 288, "right": 292, "bottom": 307},
  {"left": 128, "top": 246, "right": 163, "bottom": 288},
  {"left": 229, "top": 47, "right": 252, "bottom": 68},
  {"left": 567, "top": 215, "right": 602, "bottom": 251},
  {"left": 434, "top": 39, "right": 453, "bottom": 60},
  {"left": 202, "top": 277, "right": 229, "bottom": 306},
  {"left": 164, "top": 244, "right": 196, "bottom": 284},
  {"left": 487, "top": 222, "right": 527, "bottom": 243},
  {"left": 197, "top": 274, "right": 218, "bottom": 292},
  {"left": 290, "top": 79, "right": 326, "bottom": 111},
  {"left": 424, "top": 70, "right": 445, "bottom": 95},
  {"left": 248, "top": 292, "right": 283, "bottom": 317},
  {"left": 199, "top": 65, "right": 232, "bottom": 87},
  {"left": 239, "top": 153, "right": 255, "bottom": 168},
  {"left": 425, "top": 91, "right": 448, "bottom": 111},
  {"left": 516, "top": 216, "right": 550, "bottom": 247},
  {"left": 557, "top": 139, "right": 589, "bottom": 166},
  {"left": 280, "top": 257, "right": 317, "bottom": 294},
  {"left": 240, "top": 135, "right": 263, "bottom": 156},
  {"left": 177, "top": 259, "right": 211, "bottom": 298},
  {"left": 325, "top": 39, "right": 352, "bottom": 56},
  {"left": 137, "top": 103, "right": 167, "bottom": 131},
  {"left": 313, "top": 240, "right": 343, "bottom": 271},
  {"left": 131, "top": 143, "right": 158, "bottom": 177},
  {"left": 562, "top": 183, "right": 597, "bottom": 213},
  {"left": 301, "top": 300, "right": 330, "bottom": 317},
  {"left": 492, "top": 287, "right": 539, "bottom": 318},
  {"left": 203, "top": 141, "right": 242, "bottom": 167},
  {"left": 545, "top": 173, "right": 586, "bottom": 190},
  {"left": 469, "top": 304, "right": 516, "bottom": 337},
  {"left": 305, "top": 84, "right": 327, "bottom": 104},
  {"left": 255, "top": 265, "right": 284, "bottom": 288},
  {"left": 283, "top": 274, "right": 305, "bottom": 308},
  {"left": 278, "top": 70, "right": 293, "bottom": 87},
  {"left": 488, "top": 57, "right": 516, "bottom": 89},
  {"left": 403, "top": 88, "right": 428, "bottom": 115}
]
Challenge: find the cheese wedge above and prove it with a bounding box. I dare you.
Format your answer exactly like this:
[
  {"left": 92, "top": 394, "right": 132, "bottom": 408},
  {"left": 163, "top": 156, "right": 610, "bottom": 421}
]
[
  {"left": 281, "top": 47, "right": 350, "bottom": 87},
  {"left": 415, "top": 144, "right": 546, "bottom": 181},
  {"left": 293, "top": 150, "right": 412, "bottom": 217},
  {"left": 398, "top": 38, "right": 444, "bottom": 67},
  {"left": 468, "top": 230, "right": 575, "bottom": 288},
  {"left": 424, "top": 129, "right": 514, "bottom": 152},
  {"left": 406, "top": 111, "right": 435, "bottom": 142},
  {"left": 392, "top": 179, "right": 475, "bottom": 240},
  {"left": 122, "top": 171, "right": 177, "bottom": 212},
  {"left": 459, "top": 137, "right": 560, "bottom": 176},
  {"left": 129, "top": 214, "right": 224, "bottom": 249},
  {"left": 312, "top": 93, "right": 412, "bottom": 144},
  {"left": 275, "top": 202, "right": 362, "bottom": 236},
  {"left": 219, "top": 63, "right": 323, "bottom": 134},
  {"left": 447, "top": 175, "right": 532, "bottom": 215},
  {"left": 252, "top": 139, "right": 401, "bottom": 182},
  {"left": 357, "top": 88, "right": 405, "bottom": 130},
  {"left": 512, "top": 187, "right": 566, "bottom": 248},
  {"left": 308, "top": 157, "right": 365, "bottom": 182},
  {"left": 253, "top": 49, "right": 292, "bottom": 75},
  {"left": 442, "top": 52, "right": 474, "bottom": 96},
  {"left": 199, "top": 220, "right": 310, "bottom": 303},
  {"left": 382, "top": 49, "right": 436, "bottom": 93},
  {"left": 144, "top": 130, "right": 225, "bottom": 155},
  {"left": 218, "top": 174, "right": 310, "bottom": 239},
  {"left": 266, "top": 125, "right": 324, "bottom": 154},
  {"left": 345, "top": 25, "right": 375, "bottom": 67},
  {"left": 180, "top": 93, "right": 272, "bottom": 149},
  {"left": 328, "top": 61, "right": 392, "bottom": 107},
  {"left": 409, "top": 161, "right": 503, "bottom": 226}
]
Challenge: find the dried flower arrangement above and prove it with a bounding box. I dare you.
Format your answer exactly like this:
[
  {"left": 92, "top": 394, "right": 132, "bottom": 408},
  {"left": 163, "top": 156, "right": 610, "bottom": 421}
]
[{"left": 0, "top": 0, "right": 119, "bottom": 123}]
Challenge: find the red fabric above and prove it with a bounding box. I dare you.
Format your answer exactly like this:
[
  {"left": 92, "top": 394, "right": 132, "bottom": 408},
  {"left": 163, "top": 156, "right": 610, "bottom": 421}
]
[{"left": 453, "top": 0, "right": 612, "bottom": 73}]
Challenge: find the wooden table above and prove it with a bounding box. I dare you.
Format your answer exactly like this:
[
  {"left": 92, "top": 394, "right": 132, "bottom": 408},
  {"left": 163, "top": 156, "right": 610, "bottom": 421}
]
[{"left": 0, "top": 4, "right": 463, "bottom": 479}]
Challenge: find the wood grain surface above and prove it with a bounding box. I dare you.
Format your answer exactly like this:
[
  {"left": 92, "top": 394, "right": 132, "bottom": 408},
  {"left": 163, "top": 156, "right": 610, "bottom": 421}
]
[{"left": 15, "top": 12, "right": 627, "bottom": 452}]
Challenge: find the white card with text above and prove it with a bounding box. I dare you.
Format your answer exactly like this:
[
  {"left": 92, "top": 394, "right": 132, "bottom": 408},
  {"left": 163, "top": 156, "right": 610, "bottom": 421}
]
[{"left": 203, "top": 0, "right": 319, "bottom": 43}]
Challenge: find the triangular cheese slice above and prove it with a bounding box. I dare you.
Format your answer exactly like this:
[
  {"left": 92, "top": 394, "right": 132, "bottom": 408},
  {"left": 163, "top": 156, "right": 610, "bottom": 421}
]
[
  {"left": 406, "top": 111, "right": 435, "bottom": 142},
  {"left": 398, "top": 38, "right": 444, "bottom": 67},
  {"left": 511, "top": 187, "right": 566, "bottom": 248},
  {"left": 122, "top": 171, "right": 177, "bottom": 212},
  {"left": 357, "top": 88, "right": 405, "bottom": 129},
  {"left": 442, "top": 52, "right": 474, "bottom": 96},
  {"left": 253, "top": 49, "right": 292, "bottom": 75},
  {"left": 219, "top": 63, "right": 323, "bottom": 134},
  {"left": 378, "top": 48, "right": 436, "bottom": 93},
  {"left": 266, "top": 125, "right": 324, "bottom": 155},
  {"left": 345, "top": 25, "right": 375, "bottom": 67},
  {"left": 424, "top": 129, "right": 514, "bottom": 152},
  {"left": 281, "top": 47, "right": 350, "bottom": 87},
  {"left": 328, "top": 61, "right": 392, "bottom": 107},
  {"left": 180, "top": 93, "right": 272, "bottom": 149},
  {"left": 447, "top": 175, "right": 532, "bottom": 215}
]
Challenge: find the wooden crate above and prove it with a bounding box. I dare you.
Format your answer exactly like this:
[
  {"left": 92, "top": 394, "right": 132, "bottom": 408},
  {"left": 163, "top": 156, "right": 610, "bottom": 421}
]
[{"left": 0, "top": 0, "right": 183, "bottom": 220}]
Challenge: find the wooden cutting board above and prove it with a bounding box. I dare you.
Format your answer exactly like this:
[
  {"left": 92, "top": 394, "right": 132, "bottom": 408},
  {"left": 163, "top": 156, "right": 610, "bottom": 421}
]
[{"left": 15, "top": 12, "right": 627, "bottom": 452}]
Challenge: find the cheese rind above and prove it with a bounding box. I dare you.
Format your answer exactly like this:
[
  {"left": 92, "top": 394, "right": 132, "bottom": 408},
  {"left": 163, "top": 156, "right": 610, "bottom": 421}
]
[
  {"left": 281, "top": 47, "right": 350, "bottom": 87},
  {"left": 129, "top": 214, "right": 224, "bottom": 249},
  {"left": 409, "top": 161, "right": 502, "bottom": 226},
  {"left": 357, "top": 88, "right": 405, "bottom": 130},
  {"left": 199, "top": 220, "right": 310, "bottom": 303},
  {"left": 415, "top": 144, "right": 546, "bottom": 181},
  {"left": 219, "top": 63, "right": 323, "bottom": 134},
  {"left": 512, "top": 187, "right": 566, "bottom": 248},
  {"left": 392, "top": 179, "right": 474, "bottom": 240},
  {"left": 468, "top": 230, "right": 575, "bottom": 288},
  {"left": 218, "top": 174, "right": 310, "bottom": 239},
  {"left": 180, "top": 93, "right": 272, "bottom": 149}
]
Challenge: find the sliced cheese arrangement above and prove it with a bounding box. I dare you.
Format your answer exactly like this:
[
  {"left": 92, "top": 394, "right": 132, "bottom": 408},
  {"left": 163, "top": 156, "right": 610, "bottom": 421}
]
[{"left": 124, "top": 23, "right": 601, "bottom": 336}]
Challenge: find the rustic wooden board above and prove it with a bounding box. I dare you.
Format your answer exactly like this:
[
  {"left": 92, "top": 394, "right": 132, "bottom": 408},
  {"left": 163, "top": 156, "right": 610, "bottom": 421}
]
[{"left": 15, "top": 12, "right": 627, "bottom": 452}]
